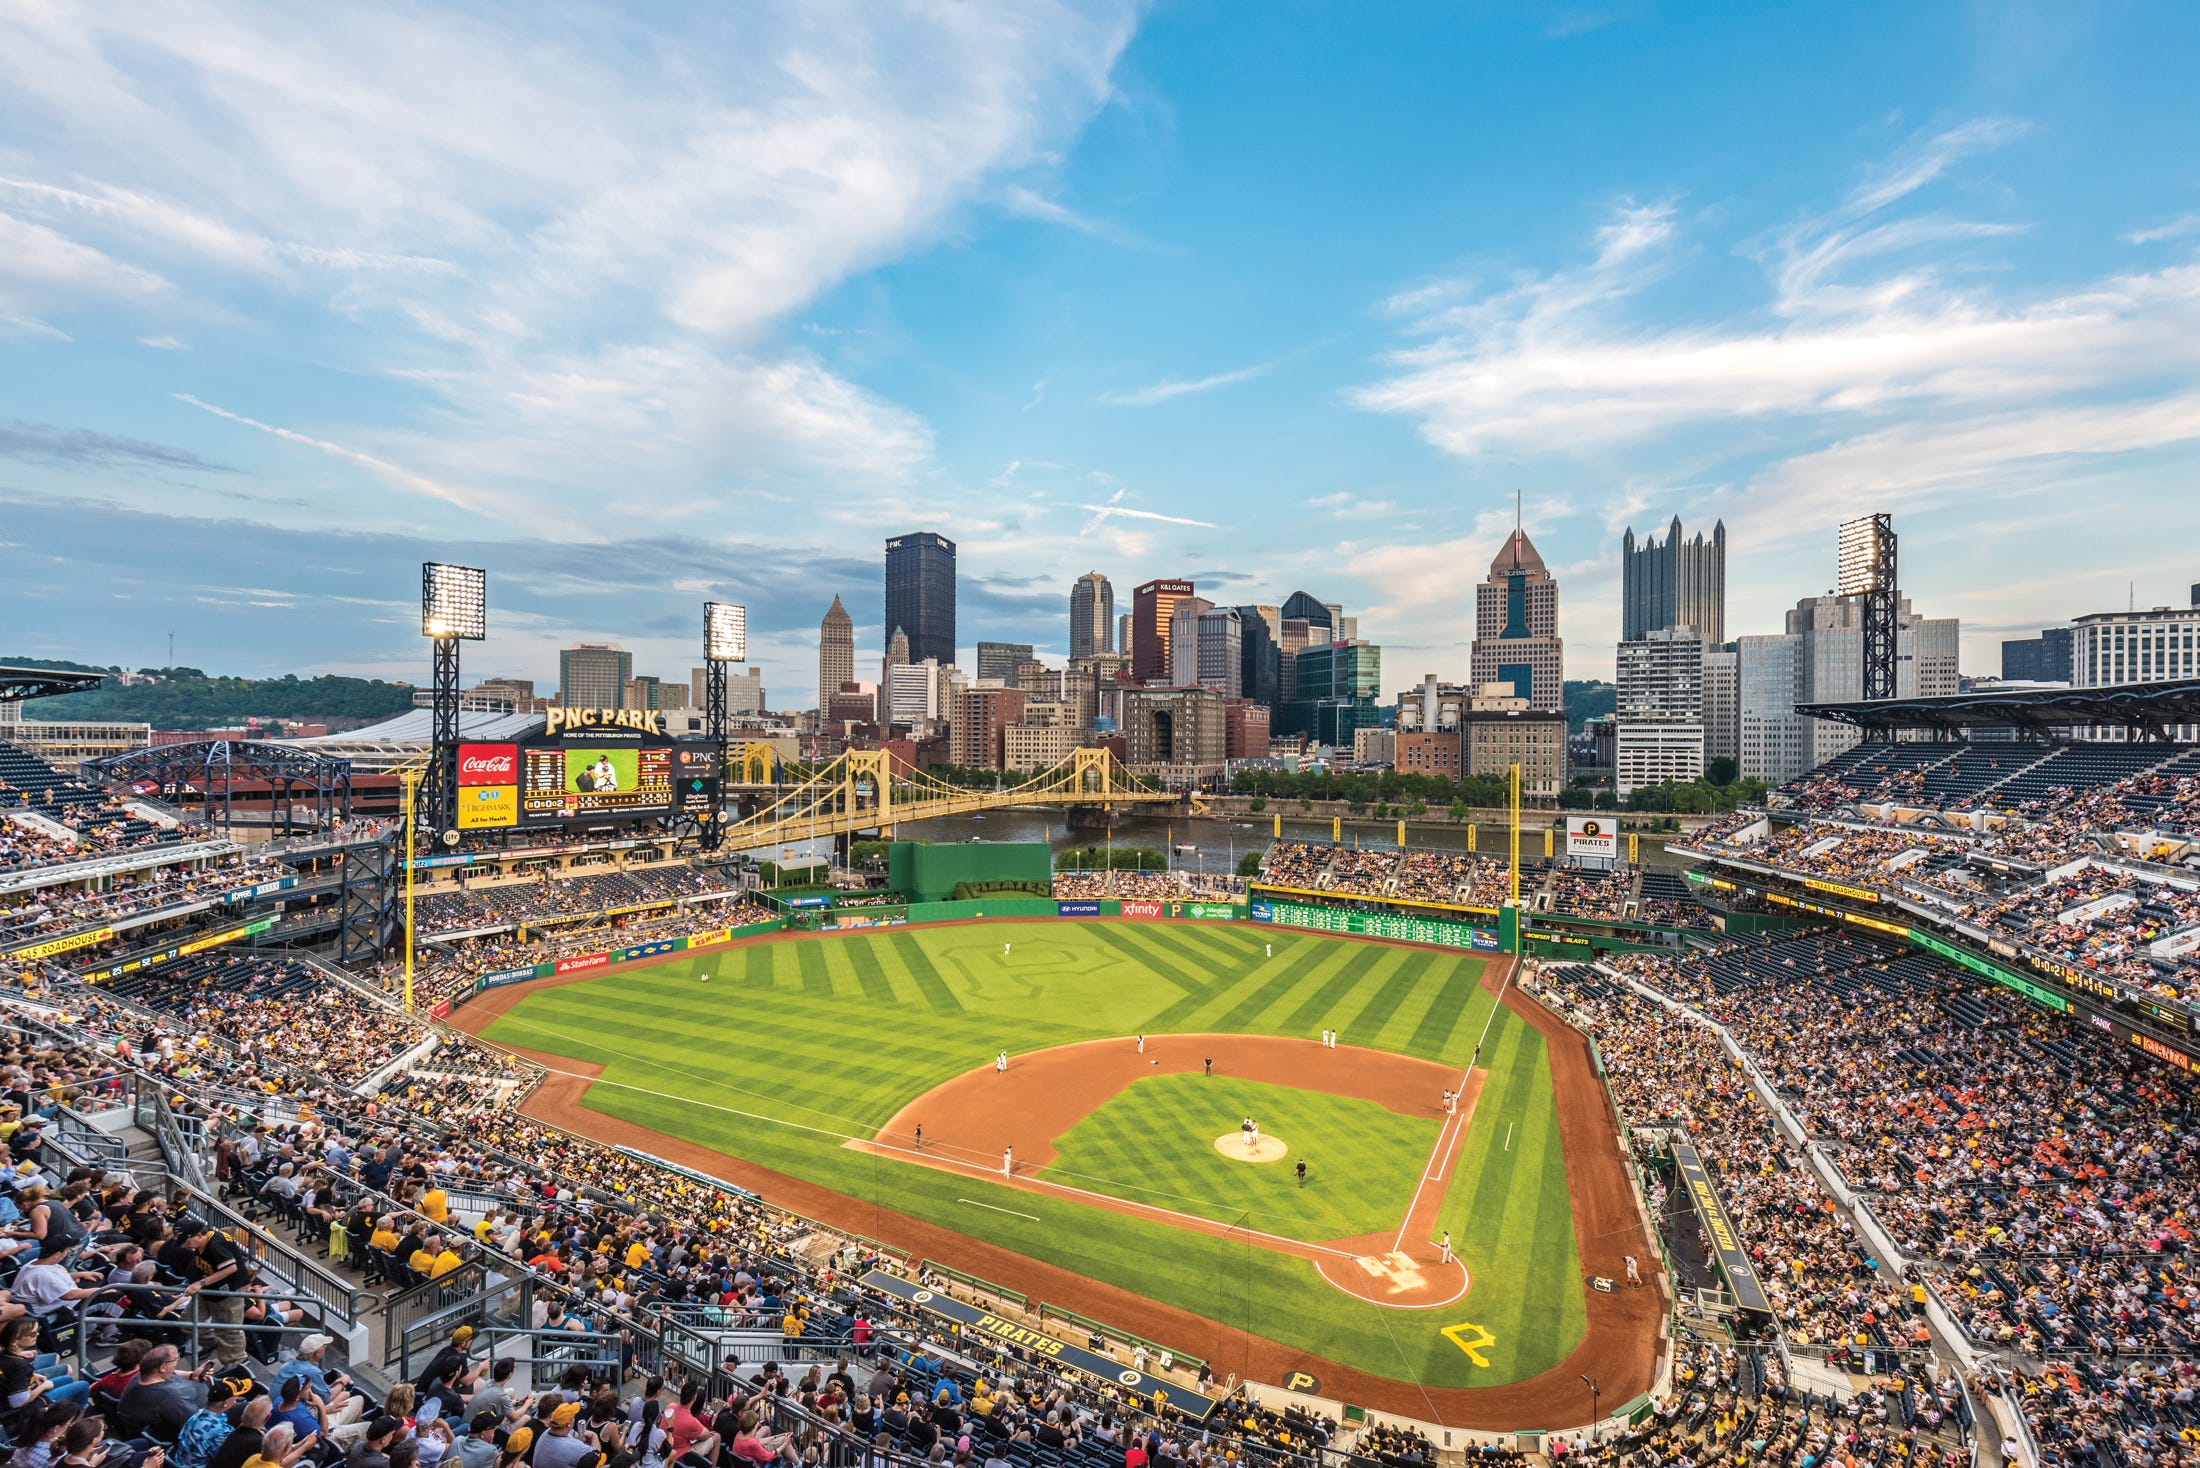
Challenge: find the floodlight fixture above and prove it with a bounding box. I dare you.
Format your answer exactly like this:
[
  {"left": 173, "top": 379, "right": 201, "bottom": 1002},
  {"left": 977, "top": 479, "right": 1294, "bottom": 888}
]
[
  {"left": 1835, "top": 516, "right": 1890, "bottom": 598},
  {"left": 422, "top": 562, "right": 487, "bottom": 641},
  {"left": 704, "top": 601, "right": 748, "bottom": 662}
]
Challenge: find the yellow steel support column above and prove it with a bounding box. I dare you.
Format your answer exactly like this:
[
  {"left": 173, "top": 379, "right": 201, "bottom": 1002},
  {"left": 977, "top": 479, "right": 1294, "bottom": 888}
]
[
  {"left": 400, "top": 767, "right": 419, "bottom": 1012},
  {"left": 1508, "top": 763, "right": 1521, "bottom": 909}
]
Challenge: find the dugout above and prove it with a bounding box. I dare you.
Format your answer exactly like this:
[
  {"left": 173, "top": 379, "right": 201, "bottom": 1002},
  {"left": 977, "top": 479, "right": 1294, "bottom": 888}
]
[{"left": 888, "top": 840, "right": 1052, "bottom": 902}]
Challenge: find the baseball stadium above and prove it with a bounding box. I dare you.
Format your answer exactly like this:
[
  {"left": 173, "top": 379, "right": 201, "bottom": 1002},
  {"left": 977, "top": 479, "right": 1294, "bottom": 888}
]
[{"left": 5, "top": 644, "right": 2198, "bottom": 1468}]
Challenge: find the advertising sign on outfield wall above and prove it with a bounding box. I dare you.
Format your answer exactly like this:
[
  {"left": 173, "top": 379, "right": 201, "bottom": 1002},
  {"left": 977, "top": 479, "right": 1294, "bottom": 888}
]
[
  {"left": 478, "top": 964, "right": 544, "bottom": 990},
  {"left": 553, "top": 952, "right": 608, "bottom": 975},
  {"left": 1118, "top": 901, "right": 1164, "bottom": 918},
  {"left": 614, "top": 939, "right": 682, "bottom": 963},
  {"left": 1172, "top": 902, "right": 1239, "bottom": 920},
  {"left": 1253, "top": 897, "right": 1497, "bottom": 951},
  {"left": 1056, "top": 901, "right": 1102, "bottom": 917}
]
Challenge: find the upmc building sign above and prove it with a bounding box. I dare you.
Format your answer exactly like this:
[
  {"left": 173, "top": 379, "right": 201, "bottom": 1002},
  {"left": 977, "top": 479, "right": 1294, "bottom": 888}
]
[{"left": 456, "top": 743, "right": 520, "bottom": 830}]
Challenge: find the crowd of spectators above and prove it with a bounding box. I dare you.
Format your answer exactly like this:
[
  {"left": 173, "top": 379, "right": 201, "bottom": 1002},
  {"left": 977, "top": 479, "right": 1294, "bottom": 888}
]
[
  {"left": 381, "top": 899, "right": 783, "bottom": 1005},
  {"left": 1257, "top": 842, "right": 1331, "bottom": 888},
  {"left": 1979, "top": 870, "right": 2200, "bottom": 1004},
  {"left": 1545, "top": 869, "right": 1630, "bottom": 921},
  {"left": 1049, "top": 870, "right": 1187, "bottom": 901},
  {"left": 412, "top": 863, "right": 748, "bottom": 938},
  {"left": 1539, "top": 963, "right": 1922, "bottom": 1362},
  {"left": 1559, "top": 931, "right": 2200, "bottom": 1464},
  {"left": 1323, "top": 846, "right": 1400, "bottom": 898},
  {"left": 2, "top": 852, "right": 287, "bottom": 946}
]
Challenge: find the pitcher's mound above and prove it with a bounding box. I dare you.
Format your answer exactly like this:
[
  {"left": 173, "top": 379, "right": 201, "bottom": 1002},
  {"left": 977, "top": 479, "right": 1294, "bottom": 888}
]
[{"left": 1215, "top": 1133, "right": 1289, "bottom": 1163}]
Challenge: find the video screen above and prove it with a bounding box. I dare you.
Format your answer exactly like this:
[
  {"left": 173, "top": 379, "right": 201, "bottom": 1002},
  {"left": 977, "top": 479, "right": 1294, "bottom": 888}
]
[{"left": 521, "top": 745, "right": 672, "bottom": 823}]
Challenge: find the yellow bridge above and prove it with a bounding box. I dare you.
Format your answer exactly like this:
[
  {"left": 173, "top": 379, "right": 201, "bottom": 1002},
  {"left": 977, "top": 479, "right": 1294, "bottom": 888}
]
[{"left": 715, "top": 745, "right": 1179, "bottom": 849}]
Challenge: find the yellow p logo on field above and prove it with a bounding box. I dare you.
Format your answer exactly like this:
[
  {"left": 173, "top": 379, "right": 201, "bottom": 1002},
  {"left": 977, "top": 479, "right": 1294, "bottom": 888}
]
[{"left": 1282, "top": 1370, "right": 1323, "bottom": 1395}]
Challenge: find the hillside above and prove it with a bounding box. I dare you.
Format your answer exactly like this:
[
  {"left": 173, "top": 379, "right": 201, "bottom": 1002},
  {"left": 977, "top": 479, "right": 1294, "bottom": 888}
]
[{"left": 8, "top": 660, "right": 417, "bottom": 728}]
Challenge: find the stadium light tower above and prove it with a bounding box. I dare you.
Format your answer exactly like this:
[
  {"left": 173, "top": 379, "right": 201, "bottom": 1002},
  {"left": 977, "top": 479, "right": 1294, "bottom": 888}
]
[
  {"left": 701, "top": 601, "right": 747, "bottom": 850},
  {"left": 421, "top": 562, "right": 487, "bottom": 838},
  {"left": 1837, "top": 515, "right": 1898, "bottom": 706}
]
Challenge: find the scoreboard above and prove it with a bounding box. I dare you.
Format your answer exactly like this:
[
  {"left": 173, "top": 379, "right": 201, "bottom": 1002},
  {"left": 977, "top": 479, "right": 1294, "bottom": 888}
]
[{"left": 520, "top": 745, "right": 673, "bottom": 823}]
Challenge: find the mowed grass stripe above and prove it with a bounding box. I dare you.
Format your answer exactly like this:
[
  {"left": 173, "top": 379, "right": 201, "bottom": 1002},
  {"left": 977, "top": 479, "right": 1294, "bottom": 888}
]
[
  {"left": 1145, "top": 933, "right": 1302, "bottom": 1030},
  {"left": 843, "top": 939, "right": 900, "bottom": 1007},
  {"left": 1090, "top": 924, "right": 1218, "bottom": 1001},
  {"left": 1279, "top": 943, "right": 1390, "bottom": 1036},
  {"left": 794, "top": 939, "right": 833, "bottom": 997},
  {"left": 1327, "top": 948, "right": 1432, "bottom": 1042},
  {"left": 1400, "top": 958, "right": 1483, "bottom": 1060},
  {"left": 1204, "top": 937, "right": 1342, "bottom": 1034},
  {"left": 886, "top": 931, "right": 965, "bottom": 1012}
]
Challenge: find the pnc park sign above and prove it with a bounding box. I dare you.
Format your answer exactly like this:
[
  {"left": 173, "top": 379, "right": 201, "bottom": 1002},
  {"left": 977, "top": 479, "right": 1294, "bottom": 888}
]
[{"left": 543, "top": 707, "right": 666, "bottom": 737}]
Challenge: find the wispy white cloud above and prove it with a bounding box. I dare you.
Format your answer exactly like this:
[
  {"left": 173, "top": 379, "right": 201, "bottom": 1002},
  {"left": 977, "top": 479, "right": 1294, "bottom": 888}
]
[
  {"left": 173, "top": 393, "right": 499, "bottom": 514},
  {"left": 1355, "top": 119, "right": 2200, "bottom": 557},
  {"left": 1102, "top": 359, "right": 1277, "bottom": 407},
  {"left": 138, "top": 334, "right": 187, "bottom": 350},
  {"left": 1074, "top": 486, "right": 1218, "bottom": 530},
  {"left": 2127, "top": 213, "right": 2200, "bottom": 245},
  {"left": 0, "top": 1, "right": 1140, "bottom": 534},
  {"left": 998, "top": 185, "right": 1102, "bottom": 235}
]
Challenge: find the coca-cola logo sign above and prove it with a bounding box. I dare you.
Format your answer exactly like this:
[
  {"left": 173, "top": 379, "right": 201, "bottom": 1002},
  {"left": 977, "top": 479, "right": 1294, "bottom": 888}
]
[{"left": 457, "top": 743, "right": 518, "bottom": 785}]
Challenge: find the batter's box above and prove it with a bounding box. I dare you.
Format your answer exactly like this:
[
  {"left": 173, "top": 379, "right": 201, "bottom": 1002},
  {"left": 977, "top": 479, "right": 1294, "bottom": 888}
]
[{"left": 1356, "top": 1251, "right": 1428, "bottom": 1293}]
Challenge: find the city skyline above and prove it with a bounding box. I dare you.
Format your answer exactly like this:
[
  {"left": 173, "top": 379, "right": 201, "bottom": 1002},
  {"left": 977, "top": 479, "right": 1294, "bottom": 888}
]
[{"left": 4, "top": 6, "right": 2198, "bottom": 705}]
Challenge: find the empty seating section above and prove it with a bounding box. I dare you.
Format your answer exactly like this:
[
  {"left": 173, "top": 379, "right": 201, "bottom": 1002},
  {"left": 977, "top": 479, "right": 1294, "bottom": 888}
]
[
  {"left": 1912, "top": 746, "right": 2043, "bottom": 804},
  {"left": 1990, "top": 742, "right": 2170, "bottom": 807}
]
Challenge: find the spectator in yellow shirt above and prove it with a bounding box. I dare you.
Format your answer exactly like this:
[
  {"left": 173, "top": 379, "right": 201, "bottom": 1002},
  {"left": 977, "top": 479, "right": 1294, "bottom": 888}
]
[
  {"left": 430, "top": 1243, "right": 465, "bottom": 1279},
  {"left": 420, "top": 1186, "right": 449, "bottom": 1224}
]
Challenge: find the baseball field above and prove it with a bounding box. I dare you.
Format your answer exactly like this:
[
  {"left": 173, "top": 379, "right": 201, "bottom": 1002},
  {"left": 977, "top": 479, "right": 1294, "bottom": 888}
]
[{"left": 456, "top": 919, "right": 1657, "bottom": 1419}]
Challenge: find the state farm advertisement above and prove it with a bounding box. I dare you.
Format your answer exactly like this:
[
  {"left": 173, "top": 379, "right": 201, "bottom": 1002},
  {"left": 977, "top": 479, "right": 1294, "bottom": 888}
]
[
  {"left": 553, "top": 952, "right": 609, "bottom": 975},
  {"left": 457, "top": 743, "right": 518, "bottom": 786}
]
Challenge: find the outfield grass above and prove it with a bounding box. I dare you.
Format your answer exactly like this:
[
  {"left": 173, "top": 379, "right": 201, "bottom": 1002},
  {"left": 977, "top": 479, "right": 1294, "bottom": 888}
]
[
  {"left": 481, "top": 920, "right": 1583, "bottom": 1389},
  {"left": 1037, "top": 1074, "right": 1439, "bottom": 1244}
]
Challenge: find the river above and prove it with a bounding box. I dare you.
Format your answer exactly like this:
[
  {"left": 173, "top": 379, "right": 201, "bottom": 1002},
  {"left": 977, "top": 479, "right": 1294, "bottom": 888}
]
[{"left": 735, "top": 808, "right": 1692, "bottom": 877}]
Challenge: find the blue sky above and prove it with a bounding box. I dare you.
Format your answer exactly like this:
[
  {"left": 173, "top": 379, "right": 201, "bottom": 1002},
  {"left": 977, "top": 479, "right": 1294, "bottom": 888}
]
[{"left": 4, "top": 1, "right": 2198, "bottom": 708}]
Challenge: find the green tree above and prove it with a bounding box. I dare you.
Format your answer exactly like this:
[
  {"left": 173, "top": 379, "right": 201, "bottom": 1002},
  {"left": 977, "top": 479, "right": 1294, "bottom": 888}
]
[
  {"left": 1248, "top": 796, "right": 1267, "bottom": 813},
  {"left": 1705, "top": 756, "right": 1739, "bottom": 787},
  {"left": 1236, "top": 850, "right": 1265, "bottom": 877}
]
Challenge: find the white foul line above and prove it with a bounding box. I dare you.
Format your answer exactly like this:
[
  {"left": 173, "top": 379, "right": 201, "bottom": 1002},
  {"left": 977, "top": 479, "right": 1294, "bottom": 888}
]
[
  {"left": 958, "top": 1198, "right": 1040, "bottom": 1222},
  {"left": 1392, "top": 955, "right": 1517, "bottom": 1255},
  {"left": 1504, "top": 1122, "right": 1514, "bottom": 1153}
]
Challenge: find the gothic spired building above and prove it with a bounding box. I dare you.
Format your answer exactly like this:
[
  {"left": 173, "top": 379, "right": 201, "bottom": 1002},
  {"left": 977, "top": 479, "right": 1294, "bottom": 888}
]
[
  {"left": 1469, "top": 512, "right": 1565, "bottom": 714},
  {"left": 1621, "top": 517, "right": 1726, "bottom": 643}
]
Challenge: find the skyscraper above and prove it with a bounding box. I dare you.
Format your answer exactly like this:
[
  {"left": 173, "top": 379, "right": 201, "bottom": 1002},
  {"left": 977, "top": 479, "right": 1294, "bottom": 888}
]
[
  {"left": 976, "top": 642, "right": 1034, "bottom": 686},
  {"left": 1233, "top": 605, "right": 1281, "bottom": 707},
  {"left": 559, "top": 644, "right": 632, "bottom": 708},
  {"left": 818, "top": 595, "right": 854, "bottom": 709},
  {"left": 879, "top": 626, "right": 910, "bottom": 721},
  {"left": 1070, "top": 572, "right": 1114, "bottom": 660},
  {"left": 1117, "top": 612, "right": 1133, "bottom": 664},
  {"left": 1469, "top": 507, "right": 1565, "bottom": 713},
  {"left": 1131, "top": 579, "right": 1195, "bottom": 684},
  {"left": 884, "top": 531, "right": 956, "bottom": 668},
  {"left": 1621, "top": 517, "right": 1726, "bottom": 643}
]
